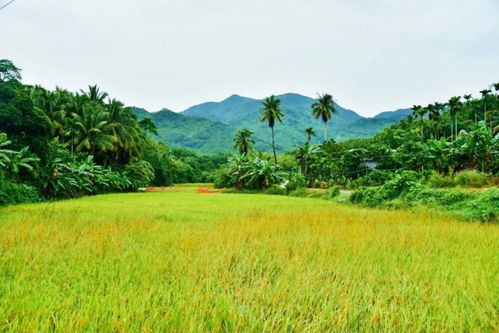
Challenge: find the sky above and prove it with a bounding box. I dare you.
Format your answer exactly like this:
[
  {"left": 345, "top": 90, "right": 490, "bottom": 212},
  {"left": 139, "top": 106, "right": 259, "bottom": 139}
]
[{"left": 1, "top": 0, "right": 498, "bottom": 116}]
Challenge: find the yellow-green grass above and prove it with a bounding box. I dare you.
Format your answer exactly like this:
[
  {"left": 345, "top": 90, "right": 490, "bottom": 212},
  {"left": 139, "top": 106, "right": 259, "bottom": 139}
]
[{"left": 0, "top": 185, "right": 497, "bottom": 332}]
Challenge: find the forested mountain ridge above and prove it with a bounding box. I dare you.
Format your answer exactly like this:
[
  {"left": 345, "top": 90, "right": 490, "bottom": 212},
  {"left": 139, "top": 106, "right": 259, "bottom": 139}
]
[{"left": 134, "top": 93, "right": 411, "bottom": 153}]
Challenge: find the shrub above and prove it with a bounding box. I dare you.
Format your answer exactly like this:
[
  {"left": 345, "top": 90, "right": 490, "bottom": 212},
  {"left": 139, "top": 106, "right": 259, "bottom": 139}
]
[
  {"left": 455, "top": 170, "right": 490, "bottom": 188},
  {"left": 217, "top": 155, "right": 286, "bottom": 190},
  {"left": 458, "top": 188, "right": 499, "bottom": 222},
  {"left": 426, "top": 173, "right": 457, "bottom": 188},
  {"left": 124, "top": 160, "right": 155, "bottom": 188},
  {"left": 288, "top": 188, "right": 309, "bottom": 198},
  {"left": 381, "top": 172, "right": 422, "bottom": 200},
  {"left": 0, "top": 178, "right": 42, "bottom": 206},
  {"left": 285, "top": 172, "right": 306, "bottom": 192},
  {"left": 264, "top": 185, "right": 287, "bottom": 196},
  {"left": 404, "top": 187, "right": 475, "bottom": 207},
  {"left": 350, "top": 187, "right": 380, "bottom": 206},
  {"left": 352, "top": 170, "right": 394, "bottom": 187},
  {"left": 329, "top": 185, "right": 340, "bottom": 198}
]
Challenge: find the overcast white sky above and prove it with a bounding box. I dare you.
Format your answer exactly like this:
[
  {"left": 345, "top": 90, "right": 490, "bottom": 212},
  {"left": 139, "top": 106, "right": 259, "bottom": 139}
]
[{"left": 1, "top": 0, "right": 498, "bottom": 116}]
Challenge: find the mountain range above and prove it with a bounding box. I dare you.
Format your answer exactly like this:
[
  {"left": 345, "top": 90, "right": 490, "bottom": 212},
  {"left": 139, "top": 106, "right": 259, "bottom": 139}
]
[{"left": 132, "top": 93, "right": 411, "bottom": 153}]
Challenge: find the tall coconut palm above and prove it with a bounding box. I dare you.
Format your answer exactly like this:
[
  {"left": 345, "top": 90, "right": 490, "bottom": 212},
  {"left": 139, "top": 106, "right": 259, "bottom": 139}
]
[
  {"left": 72, "top": 105, "right": 116, "bottom": 156},
  {"left": 448, "top": 96, "right": 461, "bottom": 139},
  {"left": 412, "top": 105, "right": 426, "bottom": 139},
  {"left": 311, "top": 93, "right": 338, "bottom": 142},
  {"left": 233, "top": 128, "right": 255, "bottom": 155},
  {"left": 106, "top": 98, "right": 141, "bottom": 161},
  {"left": 81, "top": 85, "right": 109, "bottom": 104},
  {"left": 138, "top": 118, "right": 158, "bottom": 136},
  {"left": 480, "top": 89, "right": 492, "bottom": 123},
  {"left": 430, "top": 102, "right": 444, "bottom": 139},
  {"left": 260, "top": 96, "right": 283, "bottom": 164},
  {"left": 64, "top": 93, "right": 87, "bottom": 154},
  {"left": 305, "top": 127, "right": 315, "bottom": 144},
  {"left": 31, "top": 86, "right": 67, "bottom": 135}
]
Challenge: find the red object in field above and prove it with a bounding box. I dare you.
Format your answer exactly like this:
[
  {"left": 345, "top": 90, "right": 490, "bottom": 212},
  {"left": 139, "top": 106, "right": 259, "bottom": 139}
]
[
  {"left": 198, "top": 186, "right": 224, "bottom": 193},
  {"left": 144, "top": 187, "right": 176, "bottom": 192}
]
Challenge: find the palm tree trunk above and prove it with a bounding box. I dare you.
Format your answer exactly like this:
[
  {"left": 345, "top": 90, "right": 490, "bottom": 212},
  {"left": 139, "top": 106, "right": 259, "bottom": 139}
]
[
  {"left": 450, "top": 118, "right": 454, "bottom": 139},
  {"left": 455, "top": 116, "right": 458, "bottom": 138},
  {"left": 324, "top": 122, "right": 327, "bottom": 142},
  {"left": 271, "top": 127, "right": 277, "bottom": 164}
]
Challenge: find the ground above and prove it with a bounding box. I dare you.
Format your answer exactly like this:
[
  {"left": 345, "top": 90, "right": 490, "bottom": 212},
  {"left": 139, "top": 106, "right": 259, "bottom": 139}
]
[{"left": 0, "top": 185, "right": 497, "bottom": 332}]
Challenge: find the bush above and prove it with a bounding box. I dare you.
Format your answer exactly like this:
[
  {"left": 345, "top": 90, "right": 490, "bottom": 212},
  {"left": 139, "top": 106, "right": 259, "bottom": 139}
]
[
  {"left": 0, "top": 178, "right": 42, "bottom": 206},
  {"left": 288, "top": 188, "right": 310, "bottom": 198},
  {"left": 285, "top": 172, "right": 306, "bottom": 192},
  {"left": 350, "top": 187, "right": 380, "bottom": 206},
  {"left": 459, "top": 188, "right": 498, "bottom": 222},
  {"left": 217, "top": 155, "right": 286, "bottom": 190},
  {"left": 455, "top": 170, "right": 490, "bottom": 188},
  {"left": 427, "top": 173, "right": 457, "bottom": 188},
  {"left": 124, "top": 160, "right": 155, "bottom": 188},
  {"left": 352, "top": 170, "right": 394, "bottom": 187},
  {"left": 264, "top": 185, "right": 287, "bottom": 196},
  {"left": 404, "top": 187, "right": 475, "bottom": 207},
  {"left": 329, "top": 185, "right": 340, "bottom": 198}
]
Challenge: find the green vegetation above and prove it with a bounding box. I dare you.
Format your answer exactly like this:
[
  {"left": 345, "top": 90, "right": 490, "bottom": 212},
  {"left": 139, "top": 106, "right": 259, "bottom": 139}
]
[
  {"left": 135, "top": 94, "right": 411, "bottom": 153},
  {"left": 350, "top": 172, "right": 498, "bottom": 222},
  {"left": 311, "top": 93, "right": 338, "bottom": 141},
  {"left": 260, "top": 95, "right": 284, "bottom": 163},
  {"left": 215, "top": 85, "right": 498, "bottom": 222},
  {"left": 1, "top": 58, "right": 498, "bottom": 331},
  {"left": 1, "top": 58, "right": 497, "bottom": 224},
  {"left": 1, "top": 187, "right": 497, "bottom": 331},
  {"left": 0, "top": 60, "right": 227, "bottom": 206}
]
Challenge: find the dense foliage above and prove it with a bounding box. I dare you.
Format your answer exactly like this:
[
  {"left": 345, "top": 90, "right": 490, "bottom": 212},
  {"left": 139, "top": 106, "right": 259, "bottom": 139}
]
[
  {"left": 216, "top": 85, "right": 498, "bottom": 221},
  {"left": 0, "top": 59, "right": 227, "bottom": 206}
]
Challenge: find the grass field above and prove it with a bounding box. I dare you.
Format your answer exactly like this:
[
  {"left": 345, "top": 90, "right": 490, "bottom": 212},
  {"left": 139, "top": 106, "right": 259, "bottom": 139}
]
[{"left": 0, "top": 185, "right": 497, "bottom": 332}]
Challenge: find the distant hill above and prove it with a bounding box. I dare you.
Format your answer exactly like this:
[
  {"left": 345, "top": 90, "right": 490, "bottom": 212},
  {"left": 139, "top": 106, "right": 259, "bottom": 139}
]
[
  {"left": 133, "top": 107, "right": 239, "bottom": 153},
  {"left": 373, "top": 108, "right": 413, "bottom": 121},
  {"left": 132, "top": 93, "right": 411, "bottom": 153}
]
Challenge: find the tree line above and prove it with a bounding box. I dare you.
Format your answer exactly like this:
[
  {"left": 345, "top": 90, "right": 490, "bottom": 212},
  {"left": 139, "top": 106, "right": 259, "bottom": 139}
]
[
  {"left": 225, "top": 84, "right": 498, "bottom": 190},
  {"left": 0, "top": 59, "right": 226, "bottom": 205}
]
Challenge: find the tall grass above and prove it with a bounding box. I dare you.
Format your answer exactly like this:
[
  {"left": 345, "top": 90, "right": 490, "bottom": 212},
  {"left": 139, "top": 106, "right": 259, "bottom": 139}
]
[{"left": 0, "top": 186, "right": 497, "bottom": 332}]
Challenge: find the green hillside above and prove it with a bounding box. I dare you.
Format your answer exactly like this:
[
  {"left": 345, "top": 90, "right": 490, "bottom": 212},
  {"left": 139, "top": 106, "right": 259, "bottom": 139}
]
[
  {"left": 133, "top": 94, "right": 410, "bottom": 153},
  {"left": 133, "top": 107, "right": 239, "bottom": 153}
]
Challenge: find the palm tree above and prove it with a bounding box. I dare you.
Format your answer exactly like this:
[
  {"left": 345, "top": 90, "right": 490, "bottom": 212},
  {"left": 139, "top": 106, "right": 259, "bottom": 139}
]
[
  {"left": 233, "top": 128, "right": 255, "bottom": 155},
  {"left": 106, "top": 98, "right": 141, "bottom": 162},
  {"left": 81, "top": 85, "right": 109, "bottom": 104},
  {"left": 305, "top": 127, "right": 315, "bottom": 144},
  {"left": 480, "top": 89, "right": 492, "bottom": 123},
  {"left": 138, "top": 118, "right": 158, "bottom": 136},
  {"left": 260, "top": 96, "right": 283, "bottom": 164},
  {"left": 429, "top": 102, "right": 444, "bottom": 139},
  {"left": 448, "top": 96, "right": 461, "bottom": 139},
  {"left": 31, "top": 86, "right": 67, "bottom": 135},
  {"left": 65, "top": 93, "right": 87, "bottom": 154},
  {"left": 412, "top": 105, "right": 426, "bottom": 139},
  {"left": 311, "top": 93, "right": 338, "bottom": 142},
  {"left": 72, "top": 105, "right": 116, "bottom": 156}
]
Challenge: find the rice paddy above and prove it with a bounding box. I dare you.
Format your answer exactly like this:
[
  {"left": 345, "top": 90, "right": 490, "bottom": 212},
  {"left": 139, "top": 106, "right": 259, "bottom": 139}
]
[{"left": 0, "top": 185, "right": 497, "bottom": 332}]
